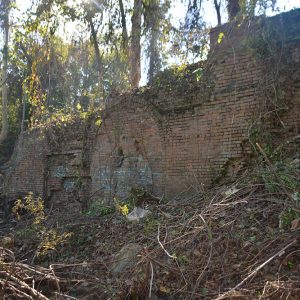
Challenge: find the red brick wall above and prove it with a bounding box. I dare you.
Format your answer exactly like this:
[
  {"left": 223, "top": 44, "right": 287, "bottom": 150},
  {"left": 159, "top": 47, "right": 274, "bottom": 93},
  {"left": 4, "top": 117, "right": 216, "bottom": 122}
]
[
  {"left": 90, "top": 101, "right": 164, "bottom": 200},
  {"left": 4, "top": 129, "right": 50, "bottom": 198},
  {"left": 4, "top": 9, "right": 300, "bottom": 205}
]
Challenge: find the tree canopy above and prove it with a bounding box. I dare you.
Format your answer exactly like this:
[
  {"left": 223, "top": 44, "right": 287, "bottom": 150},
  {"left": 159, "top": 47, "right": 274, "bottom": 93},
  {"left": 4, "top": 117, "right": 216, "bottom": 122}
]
[{"left": 0, "top": 0, "right": 296, "bottom": 159}]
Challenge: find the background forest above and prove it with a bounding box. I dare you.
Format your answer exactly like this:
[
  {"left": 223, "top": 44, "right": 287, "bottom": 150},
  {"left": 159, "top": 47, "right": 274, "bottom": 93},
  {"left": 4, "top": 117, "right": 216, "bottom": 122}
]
[
  {"left": 1, "top": 2, "right": 300, "bottom": 299},
  {"left": 0, "top": 0, "right": 297, "bottom": 162}
]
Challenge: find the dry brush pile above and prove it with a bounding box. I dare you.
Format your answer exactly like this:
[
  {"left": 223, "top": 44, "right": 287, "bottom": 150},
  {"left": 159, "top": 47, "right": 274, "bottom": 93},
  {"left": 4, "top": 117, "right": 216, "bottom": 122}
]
[
  {"left": 1, "top": 152, "right": 300, "bottom": 299},
  {"left": 119, "top": 157, "right": 300, "bottom": 299}
]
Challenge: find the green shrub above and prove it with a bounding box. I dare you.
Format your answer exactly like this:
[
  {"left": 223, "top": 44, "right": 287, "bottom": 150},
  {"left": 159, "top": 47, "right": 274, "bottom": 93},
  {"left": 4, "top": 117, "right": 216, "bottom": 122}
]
[{"left": 85, "top": 199, "right": 115, "bottom": 217}]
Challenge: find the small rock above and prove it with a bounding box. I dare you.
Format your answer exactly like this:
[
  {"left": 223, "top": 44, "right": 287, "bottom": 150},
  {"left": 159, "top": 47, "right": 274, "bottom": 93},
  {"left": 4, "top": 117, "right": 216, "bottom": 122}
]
[
  {"left": 127, "top": 207, "right": 150, "bottom": 222},
  {"left": 224, "top": 186, "right": 239, "bottom": 197},
  {"left": 243, "top": 241, "right": 252, "bottom": 249},
  {"left": 111, "top": 243, "right": 143, "bottom": 274},
  {"left": 1, "top": 236, "right": 14, "bottom": 249},
  {"left": 291, "top": 218, "right": 300, "bottom": 230}
]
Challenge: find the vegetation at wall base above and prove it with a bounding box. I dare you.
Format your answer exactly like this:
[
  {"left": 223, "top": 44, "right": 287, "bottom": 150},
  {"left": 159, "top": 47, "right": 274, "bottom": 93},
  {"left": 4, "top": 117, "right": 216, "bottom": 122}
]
[{"left": 1, "top": 143, "right": 300, "bottom": 299}]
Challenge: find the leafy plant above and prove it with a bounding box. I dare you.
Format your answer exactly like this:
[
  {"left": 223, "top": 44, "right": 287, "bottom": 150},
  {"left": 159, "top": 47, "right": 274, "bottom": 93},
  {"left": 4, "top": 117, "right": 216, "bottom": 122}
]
[
  {"left": 85, "top": 199, "right": 115, "bottom": 217},
  {"left": 38, "top": 229, "right": 72, "bottom": 256},
  {"left": 13, "top": 192, "right": 45, "bottom": 226},
  {"left": 118, "top": 204, "right": 129, "bottom": 216},
  {"left": 127, "top": 187, "right": 148, "bottom": 208},
  {"left": 143, "top": 216, "right": 159, "bottom": 234},
  {"left": 16, "top": 228, "right": 38, "bottom": 239},
  {"left": 12, "top": 192, "right": 72, "bottom": 258},
  {"left": 279, "top": 208, "right": 300, "bottom": 230}
]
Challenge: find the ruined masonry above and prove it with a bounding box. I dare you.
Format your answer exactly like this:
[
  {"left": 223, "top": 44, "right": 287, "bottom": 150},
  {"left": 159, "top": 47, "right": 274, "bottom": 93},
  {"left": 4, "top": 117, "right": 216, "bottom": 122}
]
[{"left": 3, "top": 10, "right": 300, "bottom": 211}]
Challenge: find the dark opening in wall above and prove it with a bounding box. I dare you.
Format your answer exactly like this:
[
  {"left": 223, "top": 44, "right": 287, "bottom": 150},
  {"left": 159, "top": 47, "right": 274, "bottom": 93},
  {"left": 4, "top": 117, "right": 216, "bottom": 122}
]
[
  {"left": 115, "top": 147, "right": 124, "bottom": 168},
  {"left": 134, "top": 139, "right": 140, "bottom": 153}
]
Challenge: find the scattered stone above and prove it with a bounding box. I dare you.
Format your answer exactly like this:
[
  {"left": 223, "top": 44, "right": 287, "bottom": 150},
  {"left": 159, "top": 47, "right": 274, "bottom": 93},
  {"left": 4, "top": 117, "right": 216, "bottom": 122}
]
[
  {"left": 224, "top": 186, "right": 239, "bottom": 197},
  {"left": 111, "top": 243, "right": 143, "bottom": 274},
  {"left": 127, "top": 207, "right": 150, "bottom": 222},
  {"left": 1, "top": 236, "right": 14, "bottom": 249}
]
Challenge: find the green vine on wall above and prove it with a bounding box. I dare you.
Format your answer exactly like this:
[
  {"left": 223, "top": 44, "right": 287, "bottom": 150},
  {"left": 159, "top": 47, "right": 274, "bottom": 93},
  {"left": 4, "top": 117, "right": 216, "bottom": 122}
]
[{"left": 244, "top": 18, "right": 297, "bottom": 160}]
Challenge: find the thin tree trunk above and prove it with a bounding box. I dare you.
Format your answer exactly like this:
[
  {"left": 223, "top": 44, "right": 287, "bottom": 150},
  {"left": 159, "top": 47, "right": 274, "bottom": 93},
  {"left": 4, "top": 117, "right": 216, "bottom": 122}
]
[
  {"left": 0, "top": 1, "right": 9, "bottom": 144},
  {"left": 21, "top": 83, "right": 26, "bottom": 133},
  {"left": 214, "top": 0, "right": 222, "bottom": 25},
  {"left": 130, "top": 0, "right": 142, "bottom": 88},
  {"left": 118, "top": 0, "right": 129, "bottom": 57},
  {"left": 18, "top": 41, "right": 32, "bottom": 132},
  {"left": 89, "top": 19, "right": 104, "bottom": 105},
  {"left": 249, "top": 0, "right": 258, "bottom": 16}
]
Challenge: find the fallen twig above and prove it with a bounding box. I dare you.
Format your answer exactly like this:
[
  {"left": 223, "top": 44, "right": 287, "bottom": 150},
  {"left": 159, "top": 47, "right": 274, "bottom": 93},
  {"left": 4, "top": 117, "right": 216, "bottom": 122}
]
[{"left": 234, "top": 239, "right": 296, "bottom": 289}]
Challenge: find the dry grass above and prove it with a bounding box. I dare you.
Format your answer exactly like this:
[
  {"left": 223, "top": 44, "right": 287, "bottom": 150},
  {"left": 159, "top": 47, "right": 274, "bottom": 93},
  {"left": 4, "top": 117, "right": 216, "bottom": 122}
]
[{"left": 1, "top": 157, "right": 300, "bottom": 299}]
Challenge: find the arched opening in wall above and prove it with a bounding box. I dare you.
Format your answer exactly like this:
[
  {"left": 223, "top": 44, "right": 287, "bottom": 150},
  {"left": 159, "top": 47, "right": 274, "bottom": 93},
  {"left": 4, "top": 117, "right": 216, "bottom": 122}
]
[{"left": 90, "top": 105, "right": 164, "bottom": 202}]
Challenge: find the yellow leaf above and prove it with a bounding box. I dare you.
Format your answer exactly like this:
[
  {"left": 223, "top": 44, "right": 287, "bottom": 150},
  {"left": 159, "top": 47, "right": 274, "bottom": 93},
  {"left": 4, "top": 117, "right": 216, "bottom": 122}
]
[
  {"left": 95, "top": 119, "right": 102, "bottom": 127},
  {"left": 118, "top": 204, "right": 129, "bottom": 216},
  {"left": 217, "top": 32, "right": 225, "bottom": 44},
  {"left": 160, "top": 285, "right": 171, "bottom": 293}
]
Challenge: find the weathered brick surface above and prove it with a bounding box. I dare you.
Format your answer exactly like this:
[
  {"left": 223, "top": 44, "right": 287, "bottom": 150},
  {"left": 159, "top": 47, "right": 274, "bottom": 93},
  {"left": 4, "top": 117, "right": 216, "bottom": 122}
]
[
  {"left": 3, "top": 9, "right": 300, "bottom": 207},
  {"left": 4, "top": 129, "right": 50, "bottom": 199}
]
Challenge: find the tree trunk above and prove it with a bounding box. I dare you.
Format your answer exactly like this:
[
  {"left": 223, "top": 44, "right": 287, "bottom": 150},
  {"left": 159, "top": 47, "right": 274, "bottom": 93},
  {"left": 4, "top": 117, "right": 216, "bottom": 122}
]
[
  {"left": 0, "top": 0, "right": 9, "bottom": 144},
  {"left": 147, "top": 0, "right": 160, "bottom": 83},
  {"left": 130, "top": 0, "right": 142, "bottom": 88},
  {"left": 214, "top": 0, "right": 222, "bottom": 25},
  {"left": 18, "top": 41, "right": 33, "bottom": 132},
  {"left": 148, "top": 27, "right": 160, "bottom": 83},
  {"left": 118, "top": 0, "right": 129, "bottom": 57},
  {"left": 89, "top": 19, "right": 104, "bottom": 105},
  {"left": 227, "top": 0, "right": 241, "bottom": 21},
  {"left": 21, "top": 85, "right": 26, "bottom": 133},
  {"left": 249, "top": 0, "right": 258, "bottom": 16}
]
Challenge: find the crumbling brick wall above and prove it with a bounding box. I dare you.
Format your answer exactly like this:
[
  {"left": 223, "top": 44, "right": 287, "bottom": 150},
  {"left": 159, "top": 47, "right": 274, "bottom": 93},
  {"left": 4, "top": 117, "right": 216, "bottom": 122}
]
[
  {"left": 3, "top": 119, "right": 95, "bottom": 211},
  {"left": 3, "top": 9, "right": 300, "bottom": 208},
  {"left": 4, "top": 129, "right": 50, "bottom": 199},
  {"left": 90, "top": 101, "right": 164, "bottom": 200}
]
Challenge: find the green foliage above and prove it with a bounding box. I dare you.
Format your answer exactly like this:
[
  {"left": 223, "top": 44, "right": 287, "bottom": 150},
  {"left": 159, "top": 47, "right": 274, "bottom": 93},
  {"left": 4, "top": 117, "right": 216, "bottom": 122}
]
[
  {"left": 12, "top": 192, "right": 72, "bottom": 257},
  {"left": 143, "top": 216, "right": 159, "bottom": 235},
  {"left": 13, "top": 192, "right": 45, "bottom": 226},
  {"left": 244, "top": 22, "right": 290, "bottom": 111},
  {"left": 259, "top": 161, "right": 300, "bottom": 193},
  {"left": 253, "top": 158, "right": 300, "bottom": 231},
  {"left": 150, "top": 63, "right": 203, "bottom": 90},
  {"left": 16, "top": 227, "right": 38, "bottom": 239},
  {"left": 127, "top": 187, "right": 148, "bottom": 207},
  {"left": 85, "top": 199, "right": 115, "bottom": 217},
  {"left": 287, "top": 261, "right": 294, "bottom": 269},
  {"left": 244, "top": 28, "right": 274, "bottom": 60},
  {"left": 249, "top": 122, "right": 275, "bottom": 159},
  {"left": 177, "top": 254, "right": 189, "bottom": 265},
  {"left": 279, "top": 208, "right": 300, "bottom": 230},
  {"left": 192, "top": 67, "right": 203, "bottom": 81}
]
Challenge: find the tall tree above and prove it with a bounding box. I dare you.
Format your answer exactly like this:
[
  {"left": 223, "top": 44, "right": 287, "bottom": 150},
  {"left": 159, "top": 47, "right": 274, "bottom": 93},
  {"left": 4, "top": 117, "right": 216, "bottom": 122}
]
[
  {"left": 227, "top": 0, "right": 241, "bottom": 20},
  {"left": 177, "top": 0, "right": 208, "bottom": 62},
  {"left": 0, "top": 0, "right": 10, "bottom": 144},
  {"left": 213, "top": 0, "right": 222, "bottom": 25},
  {"left": 83, "top": 1, "right": 105, "bottom": 105},
  {"left": 118, "top": 0, "right": 129, "bottom": 57},
  {"left": 130, "top": 0, "right": 142, "bottom": 88},
  {"left": 144, "top": 0, "right": 164, "bottom": 82}
]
